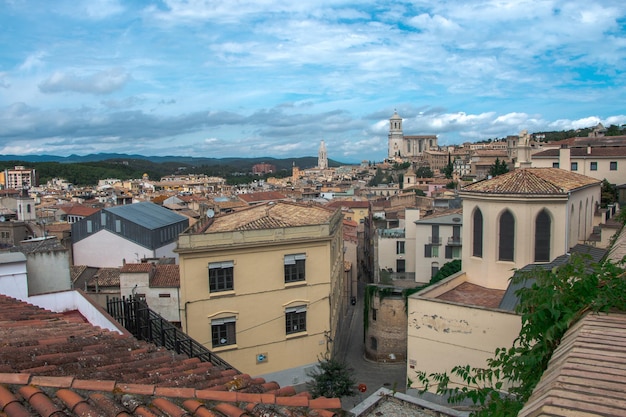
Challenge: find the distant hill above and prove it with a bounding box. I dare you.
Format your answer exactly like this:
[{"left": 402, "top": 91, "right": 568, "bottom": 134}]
[
  {"left": 0, "top": 154, "right": 349, "bottom": 186},
  {"left": 0, "top": 154, "right": 347, "bottom": 169}
]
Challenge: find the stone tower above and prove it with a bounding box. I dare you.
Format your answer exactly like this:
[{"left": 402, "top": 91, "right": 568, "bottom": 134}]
[
  {"left": 318, "top": 140, "right": 328, "bottom": 170},
  {"left": 388, "top": 111, "right": 404, "bottom": 158}
]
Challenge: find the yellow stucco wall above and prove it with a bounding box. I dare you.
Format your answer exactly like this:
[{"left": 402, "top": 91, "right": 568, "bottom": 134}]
[{"left": 177, "top": 212, "right": 344, "bottom": 377}]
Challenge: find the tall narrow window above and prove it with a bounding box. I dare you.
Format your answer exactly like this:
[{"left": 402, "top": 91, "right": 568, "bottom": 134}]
[
  {"left": 284, "top": 254, "right": 306, "bottom": 283},
  {"left": 209, "top": 261, "right": 234, "bottom": 292},
  {"left": 396, "top": 241, "right": 405, "bottom": 254},
  {"left": 211, "top": 317, "right": 236, "bottom": 347},
  {"left": 499, "top": 210, "right": 515, "bottom": 261},
  {"left": 535, "top": 210, "right": 551, "bottom": 262},
  {"left": 472, "top": 209, "right": 483, "bottom": 258},
  {"left": 286, "top": 306, "right": 307, "bottom": 334}
]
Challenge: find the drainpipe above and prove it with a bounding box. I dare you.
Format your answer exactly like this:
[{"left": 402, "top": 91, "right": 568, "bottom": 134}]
[{"left": 565, "top": 191, "right": 571, "bottom": 255}]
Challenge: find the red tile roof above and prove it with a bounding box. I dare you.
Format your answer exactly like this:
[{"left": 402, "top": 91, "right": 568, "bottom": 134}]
[
  {"left": 533, "top": 146, "right": 626, "bottom": 158},
  {"left": 237, "top": 191, "right": 289, "bottom": 204},
  {"left": 59, "top": 204, "right": 101, "bottom": 217},
  {"left": 88, "top": 268, "right": 120, "bottom": 287},
  {"left": 0, "top": 294, "right": 341, "bottom": 417},
  {"left": 461, "top": 168, "right": 599, "bottom": 195},
  {"left": 151, "top": 264, "right": 179, "bottom": 287},
  {"left": 205, "top": 202, "right": 337, "bottom": 233},
  {"left": 436, "top": 282, "right": 505, "bottom": 309}
]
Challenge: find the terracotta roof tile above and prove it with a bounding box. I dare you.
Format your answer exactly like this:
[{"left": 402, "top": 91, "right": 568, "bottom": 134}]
[
  {"left": 120, "top": 263, "right": 153, "bottom": 273},
  {"left": 461, "top": 168, "right": 599, "bottom": 195},
  {"left": 237, "top": 191, "right": 289, "bottom": 204},
  {"left": 437, "top": 282, "right": 505, "bottom": 309},
  {"left": 89, "top": 268, "right": 121, "bottom": 287},
  {"left": 204, "top": 201, "right": 337, "bottom": 233},
  {"left": 151, "top": 264, "right": 180, "bottom": 287},
  {"left": 519, "top": 313, "right": 626, "bottom": 416},
  {"left": 0, "top": 294, "right": 343, "bottom": 417}
]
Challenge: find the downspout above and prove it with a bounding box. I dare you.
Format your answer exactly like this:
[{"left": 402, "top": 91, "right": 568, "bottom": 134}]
[{"left": 565, "top": 191, "right": 571, "bottom": 255}]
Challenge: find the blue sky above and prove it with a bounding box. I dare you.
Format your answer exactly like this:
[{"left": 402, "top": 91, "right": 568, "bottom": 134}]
[{"left": 1, "top": 0, "right": 625, "bottom": 162}]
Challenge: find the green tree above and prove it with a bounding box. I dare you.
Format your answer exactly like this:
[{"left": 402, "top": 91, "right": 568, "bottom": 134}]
[
  {"left": 415, "top": 254, "right": 626, "bottom": 416},
  {"left": 601, "top": 179, "right": 617, "bottom": 207},
  {"left": 430, "top": 259, "right": 461, "bottom": 285},
  {"left": 307, "top": 357, "right": 357, "bottom": 398},
  {"left": 443, "top": 153, "right": 454, "bottom": 179},
  {"left": 416, "top": 166, "right": 434, "bottom": 178},
  {"left": 368, "top": 168, "right": 384, "bottom": 186},
  {"left": 488, "top": 158, "right": 509, "bottom": 177}
]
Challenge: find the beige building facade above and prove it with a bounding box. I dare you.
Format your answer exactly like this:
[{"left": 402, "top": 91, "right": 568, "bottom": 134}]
[
  {"left": 460, "top": 168, "right": 600, "bottom": 290},
  {"left": 176, "top": 201, "right": 344, "bottom": 386},
  {"left": 407, "top": 168, "right": 601, "bottom": 391}
]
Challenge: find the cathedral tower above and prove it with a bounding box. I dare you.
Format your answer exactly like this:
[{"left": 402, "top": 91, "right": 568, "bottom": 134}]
[
  {"left": 388, "top": 111, "right": 404, "bottom": 158},
  {"left": 318, "top": 140, "right": 328, "bottom": 169}
]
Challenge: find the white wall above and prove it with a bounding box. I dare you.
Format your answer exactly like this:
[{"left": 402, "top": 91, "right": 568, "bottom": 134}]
[
  {"left": 0, "top": 252, "right": 28, "bottom": 300},
  {"left": 73, "top": 229, "right": 155, "bottom": 267},
  {"left": 26, "top": 250, "right": 72, "bottom": 295},
  {"left": 120, "top": 271, "right": 181, "bottom": 323}
]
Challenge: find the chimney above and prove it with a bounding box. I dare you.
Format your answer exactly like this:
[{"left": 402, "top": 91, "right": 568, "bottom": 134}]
[
  {"left": 559, "top": 144, "right": 571, "bottom": 170},
  {"left": 587, "top": 145, "right": 592, "bottom": 155}
]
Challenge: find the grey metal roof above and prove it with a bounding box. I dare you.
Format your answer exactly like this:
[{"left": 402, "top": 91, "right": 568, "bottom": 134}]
[
  {"left": 106, "top": 202, "right": 187, "bottom": 230},
  {"left": 0, "top": 252, "right": 26, "bottom": 264},
  {"left": 414, "top": 213, "right": 463, "bottom": 225},
  {"left": 499, "top": 244, "right": 608, "bottom": 311}
]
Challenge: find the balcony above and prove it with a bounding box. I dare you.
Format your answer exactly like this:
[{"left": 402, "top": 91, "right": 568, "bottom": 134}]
[
  {"left": 447, "top": 236, "right": 462, "bottom": 246},
  {"left": 428, "top": 236, "right": 442, "bottom": 245}
]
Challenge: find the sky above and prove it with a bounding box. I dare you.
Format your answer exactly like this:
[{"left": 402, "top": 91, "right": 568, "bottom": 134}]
[{"left": 1, "top": 0, "right": 625, "bottom": 163}]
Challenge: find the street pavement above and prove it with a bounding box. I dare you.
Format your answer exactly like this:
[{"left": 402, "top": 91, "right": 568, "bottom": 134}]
[{"left": 334, "top": 282, "right": 407, "bottom": 410}]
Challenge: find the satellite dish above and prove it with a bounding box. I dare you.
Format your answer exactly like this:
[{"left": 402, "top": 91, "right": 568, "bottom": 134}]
[
  {"left": 0, "top": 216, "right": 5, "bottom": 222},
  {"left": 206, "top": 209, "right": 215, "bottom": 218}
]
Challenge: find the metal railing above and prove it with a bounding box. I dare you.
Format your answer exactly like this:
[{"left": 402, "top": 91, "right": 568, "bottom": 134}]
[{"left": 106, "top": 295, "right": 233, "bottom": 369}]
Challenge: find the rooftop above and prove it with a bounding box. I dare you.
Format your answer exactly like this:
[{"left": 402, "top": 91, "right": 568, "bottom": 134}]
[
  {"left": 106, "top": 202, "right": 188, "bottom": 230},
  {"left": 201, "top": 201, "right": 337, "bottom": 233},
  {"left": 460, "top": 168, "right": 599, "bottom": 195},
  {"left": 518, "top": 312, "right": 626, "bottom": 416},
  {"left": 436, "top": 282, "right": 506, "bottom": 309},
  {"left": 0, "top": 294, "right": 341, "bottom": 417}
]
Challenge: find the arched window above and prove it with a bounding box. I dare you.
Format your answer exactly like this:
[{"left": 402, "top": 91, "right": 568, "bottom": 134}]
[
  {"left": 472, "top": 208, "right": 483, "bottom": 257},
  {"left": 499, "top": 210, "right": 515, "bottom": 261},
  {"left": 534, "top": 210, "right": 551, "bottom": 262}
]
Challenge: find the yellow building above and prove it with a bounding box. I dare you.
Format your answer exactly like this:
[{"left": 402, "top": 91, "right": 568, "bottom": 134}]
[{"left": 176, "top": 201, "right": 344, "bottom": 386}]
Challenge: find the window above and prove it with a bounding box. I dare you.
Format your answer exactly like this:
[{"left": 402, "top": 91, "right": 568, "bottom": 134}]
[
  {"left": 115, "top": 220, "right": 121, "bottom": 233},
  {"left": 424, "top": 245, "right": 439, "bottom": 258},
  {"left": 396, "top": 259, "right": 405, "bottom": 272},
  {"left": 209, "top": 261, "right": 234, "bottom": 292},
  {"left": 372, "top": 308, "right": 377, "bottom": 321},
  {"left": 101, "top": 212, "right": 107, "bottom": 225},
  {"left": 284, "top": 254, "right": 306, "bottom": 283},
  {"left": 286, "top": 306, "right": 307, "bottom": 334},
  {"left": 571, "top": 162, "right": 578, "bottom": 171},
  {"left": 445, "top": 246, "right": 461, "bottom": 259},
  {"left": 472, "top": 209, "right": 483, "bottom": 258},
  {"left": 534, "top": 210, "right": 551, "bottom": 262},
  {"left": 610, "top": 161, "right": 617, "bottom": 170},
  {"left": 87, "top": 220, "right": 92, "bottom": 233},
  {"left": 396, "top": 241, "right": 405, "bottom": 254},
  {"left": 211, "top": 317, "right": 236, "bottom": 347},
  {"left": 499, "top": 210, "right": 515, "bottom": 261},
  {"left": 590, "top": 161, "right": 598, "bottom": 171},
  {"left": 370, "top": 336, "right": 378, "bottom": 350},
  {"left": 431, "top": 262, "right": 439, "bottom": 278},
  {"left": 158, "top": 293, "right": 171, "bottom": 298},
  {"left": 26, "top": 204, "right": 31, "bottom": 213},
  {"left": 552, "top": 162, "right": 559, "bottom": 168}
]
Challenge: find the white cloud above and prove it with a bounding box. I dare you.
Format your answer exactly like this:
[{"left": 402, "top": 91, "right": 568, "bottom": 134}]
[{"left": 39, "top": 69, "right": 130, "bottom": 95}]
